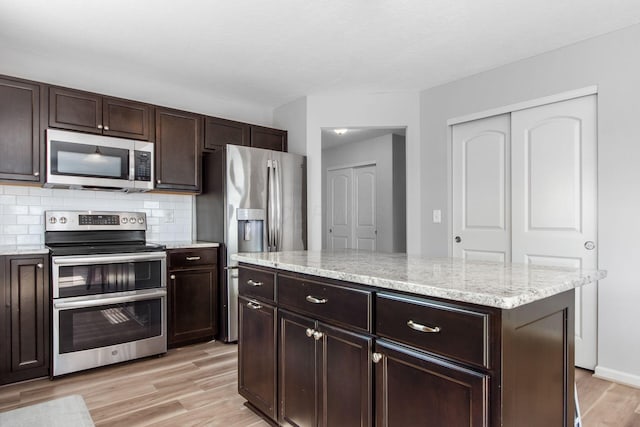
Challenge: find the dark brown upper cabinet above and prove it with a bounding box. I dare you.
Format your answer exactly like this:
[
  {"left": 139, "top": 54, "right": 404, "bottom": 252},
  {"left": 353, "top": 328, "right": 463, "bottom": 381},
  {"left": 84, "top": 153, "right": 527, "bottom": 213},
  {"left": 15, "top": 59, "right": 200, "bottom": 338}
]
[
  {"left": 250, "top": 125, "right": 287, "bottom": 151},
  {"left": 0, "top": 76, "right": 44, "bottom": 183},
  {"left": 155, "top": 107, "right": 203, "bottom": 192},
  {"left": 49, "top": 87, "right": 154, "bottom": 141},
  {"left": 204, "top": 116, "right": 250, "bottom": 151},
  {"left": 203, "top": 117, "right": 287, "bottom": 152}
]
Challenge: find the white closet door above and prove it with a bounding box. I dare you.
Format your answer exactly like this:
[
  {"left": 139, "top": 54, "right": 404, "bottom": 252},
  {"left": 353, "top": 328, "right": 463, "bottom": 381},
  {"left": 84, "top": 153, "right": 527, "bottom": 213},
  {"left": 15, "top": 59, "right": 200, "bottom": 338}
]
[
  {"left": 354, "top": 164, "right": 377, "bottom": 251},
  {"left": 326, "top": 168, "right": 353, "bottom": 249},
  {"left": 452, "top": 114, "right": 511, "bottom": 262},
  {"left": 511, "top": 95, "right": 598, "bottom": 369}
]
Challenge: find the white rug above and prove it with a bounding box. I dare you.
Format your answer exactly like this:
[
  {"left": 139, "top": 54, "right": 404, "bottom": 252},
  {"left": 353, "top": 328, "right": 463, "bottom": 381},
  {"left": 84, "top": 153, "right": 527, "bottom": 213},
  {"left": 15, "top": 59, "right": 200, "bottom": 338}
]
[{"left": 0, "top": 395, "right": 94, "bottom": 426}]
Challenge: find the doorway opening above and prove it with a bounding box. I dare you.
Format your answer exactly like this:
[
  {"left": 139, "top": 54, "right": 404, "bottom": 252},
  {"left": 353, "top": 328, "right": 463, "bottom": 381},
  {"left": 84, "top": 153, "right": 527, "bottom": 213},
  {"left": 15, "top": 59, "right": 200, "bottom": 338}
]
[{"left": 321, "top": 127, "right": 406, "bottom": 253}]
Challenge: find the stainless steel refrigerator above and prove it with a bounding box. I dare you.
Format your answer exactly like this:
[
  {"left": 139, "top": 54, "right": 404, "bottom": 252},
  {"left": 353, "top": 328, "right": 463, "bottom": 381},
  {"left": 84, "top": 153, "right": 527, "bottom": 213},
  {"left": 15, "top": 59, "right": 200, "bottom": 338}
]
[{"left": 196, "top": 145, "right": 306, "bottom": 342}]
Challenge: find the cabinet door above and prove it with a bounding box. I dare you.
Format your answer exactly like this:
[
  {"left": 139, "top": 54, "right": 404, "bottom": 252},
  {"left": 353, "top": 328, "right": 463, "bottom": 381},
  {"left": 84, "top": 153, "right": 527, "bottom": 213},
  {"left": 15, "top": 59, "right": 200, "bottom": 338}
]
[
  {"left": 155, "top": 107, "right": 202, "bottom": 192},
  {"left": 375, "top": 340, "right": 489, "bottom": 427},
  {"left": 279, "top": 310, "right": 317, "bottom": 427},
  {"left": 318, "top": 322, "right": 373, "bottom": 427},
  {"left": 238, "top": 296, "right": 277, "bottom": 420},
  {"left": 103, "top": 97, "right": 154, "bottom": 141},
  {"left": 49, "top": 86, "right": 102, "bottom": 134},
  {"left": 204, "top": 116, "right": 250, "bottom": 151},
  {"left": 0, "top": 77, "right": 42, "bottom": 182},
  {"left": 2, "top": 256, "right": 49, "bottom": 385},
  {"left": 168, "top": 267, "right": 217, "bottom": 346},
  {"left": 250, "top": 125, "right": 287, "bottom": 152}
]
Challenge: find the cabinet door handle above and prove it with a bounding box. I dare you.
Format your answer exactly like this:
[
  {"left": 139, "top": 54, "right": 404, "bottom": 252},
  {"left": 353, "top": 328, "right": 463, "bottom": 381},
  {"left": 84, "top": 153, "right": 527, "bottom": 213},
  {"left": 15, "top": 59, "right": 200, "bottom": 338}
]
[
  {"left": 247, "top": 301, "right": 262, "bottom": 310},
  {"left": 372, "top": 352, "right": 383, "bottom": 363},
  {"left": 34, "top": 171, "right": 40, "bottom": 177},
  {"left": 157, "top": 180, "right": 162, "bottom": 184},
  {"left": 36, "top": 263, "right": 43, "bottom": 269},
  {"left": 104, "top": 125, "right": 110, "bottom": 131},
  {"left": 305, "top": 328, "right": 315, "bottom": 337},
  {"left": 312, "top": 331, "right": 324, "bottom": 341},
  {"left": 407, "top": 320, "right": 441, "bottom": 333},
  {"left": 98, "top": 124, "right": 103, "bottom": 129},
  {"left": 247, "top": 279, "right": 263, "bottom": 287},
  {"left": 185, "top": 256, "right": 201, "bottom": 261},
  {"left": 170, "top": 274, "right": 176, "bottom": 280},
  {"left": 306, "top": 295, "right": 328, "bottom": 304}
]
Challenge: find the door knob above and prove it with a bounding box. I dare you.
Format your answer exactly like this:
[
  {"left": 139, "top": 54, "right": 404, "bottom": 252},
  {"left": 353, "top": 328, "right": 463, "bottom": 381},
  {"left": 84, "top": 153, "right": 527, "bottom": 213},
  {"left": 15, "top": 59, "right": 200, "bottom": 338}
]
[
  {"left": 584, "top": 241, "right": 596, "bottom": 250},
  {"left": 454, "top": 236, "right": 461, "bottom": 243}
]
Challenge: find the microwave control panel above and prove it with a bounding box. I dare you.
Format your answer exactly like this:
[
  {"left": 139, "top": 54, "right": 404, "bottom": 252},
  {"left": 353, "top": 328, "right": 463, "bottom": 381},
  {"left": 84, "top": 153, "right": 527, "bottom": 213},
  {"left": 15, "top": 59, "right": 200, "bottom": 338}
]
[{"left": 134, "top": 151, "right": 152, "bottom": 181}]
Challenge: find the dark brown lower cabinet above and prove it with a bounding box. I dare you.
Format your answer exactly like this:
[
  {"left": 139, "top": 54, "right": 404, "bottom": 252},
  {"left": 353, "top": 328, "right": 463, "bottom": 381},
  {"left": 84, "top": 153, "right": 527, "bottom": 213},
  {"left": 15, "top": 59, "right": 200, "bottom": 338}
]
[
  {"left": 238, "top": 264, "right": 575, "bottom": 427},
  {"left": 238, "top": 296, "right": 277, "bottom": 420},
  {"left": 167, "top": 248, "right": 218, "bottom": 347},
  {"left": 279, "top": 310, "right": 373, "bottom": 427},
  {"left": 0, "top": 255, "right": 49, "bottom": 385},
  {"left": 374, "top": 340, "right": 489, "bottom": 427}
]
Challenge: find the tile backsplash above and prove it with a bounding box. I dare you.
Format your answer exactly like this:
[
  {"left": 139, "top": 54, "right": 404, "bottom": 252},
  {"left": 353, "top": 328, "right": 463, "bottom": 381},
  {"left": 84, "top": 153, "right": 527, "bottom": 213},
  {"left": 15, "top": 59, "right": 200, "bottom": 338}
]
[{"left": 0, "top": 185, "right": 194, "bottom": 245}]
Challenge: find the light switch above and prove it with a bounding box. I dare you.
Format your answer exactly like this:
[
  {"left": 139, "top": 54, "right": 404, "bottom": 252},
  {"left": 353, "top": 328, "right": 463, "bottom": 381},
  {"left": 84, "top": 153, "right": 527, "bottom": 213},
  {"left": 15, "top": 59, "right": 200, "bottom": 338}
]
[{"left": 432, "top": 209, "right": 442, "bottom": 223}]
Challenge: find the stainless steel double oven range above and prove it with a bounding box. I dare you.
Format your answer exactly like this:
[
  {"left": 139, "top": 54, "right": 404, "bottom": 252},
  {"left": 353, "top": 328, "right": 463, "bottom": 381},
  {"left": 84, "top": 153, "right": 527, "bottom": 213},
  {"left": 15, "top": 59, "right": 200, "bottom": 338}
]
[{"left": 45, "top": 210, "right": 167, "bottom": 377}]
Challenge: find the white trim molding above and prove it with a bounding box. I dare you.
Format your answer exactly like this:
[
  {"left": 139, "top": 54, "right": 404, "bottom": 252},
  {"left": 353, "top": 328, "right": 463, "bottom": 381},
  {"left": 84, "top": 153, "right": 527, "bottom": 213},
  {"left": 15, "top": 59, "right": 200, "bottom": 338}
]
[
  {"left": 446, "top": 85, "right": 598, "bottom": 125},
  {"left": 594, "top": 365, "right": 640, "bottom": 389}
]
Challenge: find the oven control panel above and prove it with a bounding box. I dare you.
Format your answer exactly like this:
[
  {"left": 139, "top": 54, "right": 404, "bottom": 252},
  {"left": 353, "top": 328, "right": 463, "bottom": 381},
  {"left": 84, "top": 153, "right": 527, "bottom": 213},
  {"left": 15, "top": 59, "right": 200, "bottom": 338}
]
[{"left": 45, "top": 211, "right": 147, "bottom": 231}]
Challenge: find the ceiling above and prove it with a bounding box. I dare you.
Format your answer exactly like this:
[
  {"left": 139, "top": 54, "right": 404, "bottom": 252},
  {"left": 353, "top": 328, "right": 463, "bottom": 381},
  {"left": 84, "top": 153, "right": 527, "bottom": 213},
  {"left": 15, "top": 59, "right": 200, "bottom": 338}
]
[{"left": 1, "top": 0, "right": 640, "bottom": 113}]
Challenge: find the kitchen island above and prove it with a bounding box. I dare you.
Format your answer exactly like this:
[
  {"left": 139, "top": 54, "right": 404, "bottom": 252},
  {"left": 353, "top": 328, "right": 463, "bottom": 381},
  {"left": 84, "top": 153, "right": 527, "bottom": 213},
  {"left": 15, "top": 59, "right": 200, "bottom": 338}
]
[{"left": 233, "top": 250, "right": 606, "bottom": 427}]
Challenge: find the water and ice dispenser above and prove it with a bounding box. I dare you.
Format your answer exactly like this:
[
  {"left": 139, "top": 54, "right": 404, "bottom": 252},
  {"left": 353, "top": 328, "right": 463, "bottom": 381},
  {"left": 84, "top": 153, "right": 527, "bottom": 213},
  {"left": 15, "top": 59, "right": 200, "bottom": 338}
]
[{"left": 237, "top": 208, "right": 264, "bottom": 252}]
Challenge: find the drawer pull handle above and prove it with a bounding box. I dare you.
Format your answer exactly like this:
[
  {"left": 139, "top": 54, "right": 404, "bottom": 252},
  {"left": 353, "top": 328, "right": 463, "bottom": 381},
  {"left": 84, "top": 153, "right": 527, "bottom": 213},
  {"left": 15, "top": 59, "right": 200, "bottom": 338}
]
[
  {"left": 407, "top": 320, "right": 441, "bottom": 333},
  {"left": 247, "top": 280, "right": 263, "bottom": 287},
  {"left": 247, "top": 301, "right": 262, "bottom": 310},
  {"left": 372, "top": 352, "right": 383, "bottom": 363},
  {"left": 185, "top": 256, "right": 201, "bottom": 261},
  {"left": 306, "top": 295, "right": 328, "bottom": 304},
  {"left": 305, "top": 328, "right": 315, "bottom": 337}
]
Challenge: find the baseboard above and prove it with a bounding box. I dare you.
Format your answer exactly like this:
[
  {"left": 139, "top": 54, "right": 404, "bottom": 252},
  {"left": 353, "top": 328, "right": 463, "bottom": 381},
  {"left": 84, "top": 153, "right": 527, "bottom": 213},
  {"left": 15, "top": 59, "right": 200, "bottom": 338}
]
[{"left": 594, "top": 366, "right": 640, "bottom": 389}]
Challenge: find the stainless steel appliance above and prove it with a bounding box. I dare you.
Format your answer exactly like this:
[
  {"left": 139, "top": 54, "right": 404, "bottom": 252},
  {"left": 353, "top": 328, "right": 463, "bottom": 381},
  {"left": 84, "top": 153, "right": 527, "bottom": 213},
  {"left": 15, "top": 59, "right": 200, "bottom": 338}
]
[
  {"left": 45, "top": 210, "right": 167, "bottom": 376},
  {"left": 196, "top": 145, "right": 306, "bottom": 342},
  {"left": 45, "top": 128, "right": 154, "bottom": 192}
]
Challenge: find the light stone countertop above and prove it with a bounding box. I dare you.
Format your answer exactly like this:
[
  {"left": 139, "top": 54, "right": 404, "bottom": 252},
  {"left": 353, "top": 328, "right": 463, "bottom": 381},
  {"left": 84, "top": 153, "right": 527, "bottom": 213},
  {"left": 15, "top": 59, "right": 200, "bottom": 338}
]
[
  {"left": 152, "top": 241, "right": 220, "bottom": 250},
  {"left": 0, "top": 245, "right": 49, "bottom": 256},
  {"left": 232, "top": 250, "right": 607, "bottom": 309}
]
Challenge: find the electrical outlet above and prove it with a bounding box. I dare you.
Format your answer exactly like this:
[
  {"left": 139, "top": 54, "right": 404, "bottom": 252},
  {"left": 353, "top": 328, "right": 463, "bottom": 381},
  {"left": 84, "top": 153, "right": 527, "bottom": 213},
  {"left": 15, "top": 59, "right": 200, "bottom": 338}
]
[{"left": 432, "top": 209, "right": 442, "bottom": 224}]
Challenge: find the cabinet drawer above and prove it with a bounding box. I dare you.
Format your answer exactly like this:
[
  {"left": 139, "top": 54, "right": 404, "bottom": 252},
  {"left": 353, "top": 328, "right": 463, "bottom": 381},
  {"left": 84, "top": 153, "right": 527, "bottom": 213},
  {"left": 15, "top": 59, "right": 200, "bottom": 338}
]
[
  {"left": 376, "top": 293, "right": 491, "bottom": 369},
  {"left": 239, "top": 266, "right": 276, "bottom": 302},
  {"left": 278, "top": 274, "right": 371, "bottom": 332},
  {"left": 168, "top": 248, "right": 217, "bottom": 269}
]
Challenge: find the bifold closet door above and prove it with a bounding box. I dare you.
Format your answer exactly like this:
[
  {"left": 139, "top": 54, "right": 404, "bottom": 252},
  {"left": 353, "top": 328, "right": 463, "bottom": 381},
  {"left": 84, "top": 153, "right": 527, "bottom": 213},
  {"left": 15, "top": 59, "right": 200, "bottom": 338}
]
[
  {"left": 452, "top": 114, "right": 511, "bottom": 262},
  {"left": 511, "top": 95, "right": 598, "bottom": 369}
]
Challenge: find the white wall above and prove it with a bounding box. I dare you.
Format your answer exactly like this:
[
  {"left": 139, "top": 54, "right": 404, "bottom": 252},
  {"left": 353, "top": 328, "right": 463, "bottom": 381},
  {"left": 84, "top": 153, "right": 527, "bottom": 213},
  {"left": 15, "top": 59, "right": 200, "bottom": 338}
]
[
  {"left": 0, "top": 185, "right": 193, "bottom": 244},
  {"left": 322, "top": 133, "right": 406, "bottom": 253},
  {"left": 281, "top": 92, "right": 421, "bottom": 253},
  {"left": 420, "top": 23, "right": 640, "bottom": 386},
  {"left": 274, "top": 97, "right": 307, "bottom": 156}
]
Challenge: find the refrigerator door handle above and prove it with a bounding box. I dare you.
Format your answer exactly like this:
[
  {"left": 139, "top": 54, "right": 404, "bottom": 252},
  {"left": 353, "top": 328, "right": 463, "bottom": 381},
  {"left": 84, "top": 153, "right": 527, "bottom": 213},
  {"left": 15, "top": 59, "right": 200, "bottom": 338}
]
[
  {"left": 267, "top": 159, "right": 275, "bottom": 251},
  {"left": 275, "top": 159, "right": 283, "bottom": 251}
]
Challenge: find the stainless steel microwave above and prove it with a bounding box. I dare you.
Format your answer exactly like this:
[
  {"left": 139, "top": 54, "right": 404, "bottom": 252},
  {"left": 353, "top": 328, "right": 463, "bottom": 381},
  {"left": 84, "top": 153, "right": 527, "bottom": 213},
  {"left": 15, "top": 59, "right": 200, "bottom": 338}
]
[{"left": 45, "top": 129, "right": 154, "bottom": 192}]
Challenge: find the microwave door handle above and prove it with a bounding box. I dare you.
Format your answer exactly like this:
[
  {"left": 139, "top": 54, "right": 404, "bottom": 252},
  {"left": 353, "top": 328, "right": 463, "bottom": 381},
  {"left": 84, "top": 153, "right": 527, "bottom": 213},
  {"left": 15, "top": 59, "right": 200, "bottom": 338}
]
[{"left": 129, "top": 149, "right": 135, "bottom": 181}]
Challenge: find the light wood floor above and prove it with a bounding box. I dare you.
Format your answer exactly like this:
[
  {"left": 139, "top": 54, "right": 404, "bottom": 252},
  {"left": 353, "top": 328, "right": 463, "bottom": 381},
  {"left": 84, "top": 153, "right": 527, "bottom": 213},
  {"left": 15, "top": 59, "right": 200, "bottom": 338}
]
[{"left": 0, "top": 341, "right": 638, "bottom": 426}]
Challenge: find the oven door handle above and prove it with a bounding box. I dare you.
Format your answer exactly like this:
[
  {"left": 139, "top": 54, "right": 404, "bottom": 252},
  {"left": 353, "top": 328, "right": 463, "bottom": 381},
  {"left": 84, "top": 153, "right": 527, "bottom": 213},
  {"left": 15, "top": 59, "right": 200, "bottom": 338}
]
[
  {"left": 52, "top": 252, "right": 166, "bottom": 266},
  {"left": 53, "top": 289, "right": 167, "bottom": 309}
]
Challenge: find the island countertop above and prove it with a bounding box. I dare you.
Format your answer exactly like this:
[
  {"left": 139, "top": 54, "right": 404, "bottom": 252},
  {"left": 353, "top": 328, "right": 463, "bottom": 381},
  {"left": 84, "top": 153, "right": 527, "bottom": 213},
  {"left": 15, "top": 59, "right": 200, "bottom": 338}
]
[{"left": 232, "top": 250, "right": 606, "bottom": 309}]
